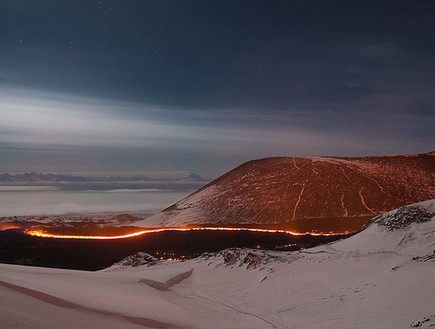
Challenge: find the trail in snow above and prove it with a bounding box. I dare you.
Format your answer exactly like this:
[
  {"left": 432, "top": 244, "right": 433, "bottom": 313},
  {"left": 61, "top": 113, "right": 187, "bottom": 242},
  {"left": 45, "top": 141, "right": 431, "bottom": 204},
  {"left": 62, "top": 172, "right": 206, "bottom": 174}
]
[
  {"left": 340, "top": 165, "right": 352, "bottom": 181},
  {"left": 194, "top": 289, "right": 285, "bottom": 329},
  {"left": 252, "top": 201, "right": 272, "bottom": 221},
  {"left": 140, "top": 270, "right": 193, "bottom": 292},
  {"left": 293, "top": 157, "right": 300, "bottom": 170},
  {"left": 341, "top": 193, "right": 349, "bottom": 217},
  {"left": 349, "top": 165, "right": 394, "bottom": 199},
  {"left": 359, "top": 187, "right": 376, "bottom": 214},
  {"left": 292, "top": 160, "right": 313, "bottom": 220},
  {"left": 292, "top": 181, "right": 307, "bottom": 220}
]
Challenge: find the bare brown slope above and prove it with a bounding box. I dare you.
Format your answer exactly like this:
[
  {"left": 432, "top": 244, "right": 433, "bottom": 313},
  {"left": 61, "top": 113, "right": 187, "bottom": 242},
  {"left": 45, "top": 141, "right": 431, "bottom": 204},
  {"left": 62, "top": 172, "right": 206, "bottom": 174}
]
[{"left": 140, "top": 152, "right": 435, "bottom": 233}]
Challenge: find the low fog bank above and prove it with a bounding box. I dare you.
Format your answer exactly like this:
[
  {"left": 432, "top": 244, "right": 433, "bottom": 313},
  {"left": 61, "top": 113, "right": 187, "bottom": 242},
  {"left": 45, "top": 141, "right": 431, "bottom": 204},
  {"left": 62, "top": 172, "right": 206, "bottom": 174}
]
[{"left": 0, "top": 189, "right": 189, "bottom": 217}]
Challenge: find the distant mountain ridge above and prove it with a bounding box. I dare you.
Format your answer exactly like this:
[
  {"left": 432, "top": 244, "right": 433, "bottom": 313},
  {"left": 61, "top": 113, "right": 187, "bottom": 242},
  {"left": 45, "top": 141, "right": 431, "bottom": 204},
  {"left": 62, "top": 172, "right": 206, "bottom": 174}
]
[
  {"left": 0, "top": 171, "right": 206, "bottom": 183},
  {"left": 137, "top": 151, "right": 435, "bottom": 233}
]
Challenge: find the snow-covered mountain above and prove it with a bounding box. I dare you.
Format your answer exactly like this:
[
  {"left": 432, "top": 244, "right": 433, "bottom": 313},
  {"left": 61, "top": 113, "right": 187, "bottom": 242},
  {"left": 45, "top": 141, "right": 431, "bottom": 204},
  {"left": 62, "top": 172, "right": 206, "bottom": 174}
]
[
  {"left": 0, "top": 171, "right": 207, "bottom": 183},
  {"left": 1, "top": 200, "right": 434, "bottom": 329},
  {"left": 137, "top": 151, "right": 435, "bottom": 232}
]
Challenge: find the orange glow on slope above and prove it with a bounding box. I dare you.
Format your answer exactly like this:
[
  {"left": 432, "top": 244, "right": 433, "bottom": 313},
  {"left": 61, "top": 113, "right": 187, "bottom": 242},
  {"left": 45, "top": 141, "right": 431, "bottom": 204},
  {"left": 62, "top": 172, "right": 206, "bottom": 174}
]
[
  {"left": 24, "top": 227, "right": 347, "bottom": 239},
  {"left": 0, "top": 224, "right": 19, "bottom": 231}
]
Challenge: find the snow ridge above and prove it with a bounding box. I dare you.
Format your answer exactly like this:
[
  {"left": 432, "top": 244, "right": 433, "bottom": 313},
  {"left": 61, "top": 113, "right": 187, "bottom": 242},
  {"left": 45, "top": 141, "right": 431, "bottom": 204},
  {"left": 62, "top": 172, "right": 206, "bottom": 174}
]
[
  {"left": 111, "top": 252, "right": 159, "bottom": 268},
  {"left": 375, "top": 205, "right": 434, "bottom": 230},
  {"left": 199, "top": 248, "right": 291, "bottom": 269}
]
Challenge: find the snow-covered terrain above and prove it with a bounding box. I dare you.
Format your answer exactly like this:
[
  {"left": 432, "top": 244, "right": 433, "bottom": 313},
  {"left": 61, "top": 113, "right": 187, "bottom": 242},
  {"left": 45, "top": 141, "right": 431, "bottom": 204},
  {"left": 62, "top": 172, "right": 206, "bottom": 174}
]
[
  {"left": 137, "top": 152, "right": 435, "bottom": 233},
  {"left": 1, "top": 200, "right": 434, "bottom": 329}
]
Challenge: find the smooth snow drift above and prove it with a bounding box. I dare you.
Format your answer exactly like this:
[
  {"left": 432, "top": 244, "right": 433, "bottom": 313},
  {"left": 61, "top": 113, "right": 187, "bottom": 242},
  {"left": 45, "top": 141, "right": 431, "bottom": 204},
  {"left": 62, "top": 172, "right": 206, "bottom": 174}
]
[{"left": 1, "top": 200, "right": 434, "bottom": 329}]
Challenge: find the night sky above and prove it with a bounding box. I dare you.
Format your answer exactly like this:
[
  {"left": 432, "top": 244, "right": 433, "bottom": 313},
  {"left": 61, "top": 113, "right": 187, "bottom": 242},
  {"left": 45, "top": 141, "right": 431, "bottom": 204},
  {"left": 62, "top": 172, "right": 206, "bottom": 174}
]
[{"left": 1, "top": 1, "right": 434, "bottom": 177}]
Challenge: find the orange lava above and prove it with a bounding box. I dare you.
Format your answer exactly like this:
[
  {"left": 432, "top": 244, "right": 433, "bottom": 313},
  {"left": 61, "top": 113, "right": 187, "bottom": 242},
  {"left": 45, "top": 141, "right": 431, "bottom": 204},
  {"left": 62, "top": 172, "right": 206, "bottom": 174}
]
[{"left": 24, "top": 227, "right": 347, "bottom": 239}]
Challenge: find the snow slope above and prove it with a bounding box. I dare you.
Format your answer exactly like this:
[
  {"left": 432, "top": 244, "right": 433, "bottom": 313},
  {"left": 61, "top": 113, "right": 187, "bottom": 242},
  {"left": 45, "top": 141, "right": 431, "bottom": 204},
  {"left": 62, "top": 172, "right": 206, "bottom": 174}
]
[
  {"left": 1, "top": 200, "right": 434, "bottom": 329},
  {"left": 136, "top": 152, "right": 435, "bottom": 232}
]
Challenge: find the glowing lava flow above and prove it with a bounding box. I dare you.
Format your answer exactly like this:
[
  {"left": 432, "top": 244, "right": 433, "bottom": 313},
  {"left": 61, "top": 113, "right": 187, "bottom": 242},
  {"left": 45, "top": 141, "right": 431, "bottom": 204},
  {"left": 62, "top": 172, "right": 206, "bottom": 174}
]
[{"left": 24, "top": 227, "right": 347, "bottom": 239}]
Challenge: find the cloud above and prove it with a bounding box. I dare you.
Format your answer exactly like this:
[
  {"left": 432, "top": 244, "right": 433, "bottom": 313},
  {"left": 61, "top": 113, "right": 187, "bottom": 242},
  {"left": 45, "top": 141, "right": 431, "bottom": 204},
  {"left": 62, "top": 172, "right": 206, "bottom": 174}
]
[
  {"left": 0, "top": 88, "right": 198, "bottom": 148},
  {"left": 0, "top": 87, "right": 433, "bottom": 177},
  {"left": 0, "top": 189, "right": 189, "bottom": 216}
]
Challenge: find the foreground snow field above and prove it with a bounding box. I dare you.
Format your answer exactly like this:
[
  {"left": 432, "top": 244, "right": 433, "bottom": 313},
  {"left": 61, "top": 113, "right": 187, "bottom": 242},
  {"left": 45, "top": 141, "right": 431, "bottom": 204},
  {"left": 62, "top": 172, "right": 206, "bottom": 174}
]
[{"left": 1, "top": 200, "right": 434, "bottom": 329}]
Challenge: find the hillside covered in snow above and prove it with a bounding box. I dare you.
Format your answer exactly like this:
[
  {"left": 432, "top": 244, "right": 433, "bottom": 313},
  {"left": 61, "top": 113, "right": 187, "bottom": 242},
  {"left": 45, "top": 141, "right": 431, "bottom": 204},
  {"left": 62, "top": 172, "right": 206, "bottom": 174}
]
[
  {"left": 1, "top": 200, "right": 434, "bottom": 329},
  {"left": 137, "top": 151, "right": 435, "bottom": 233}
]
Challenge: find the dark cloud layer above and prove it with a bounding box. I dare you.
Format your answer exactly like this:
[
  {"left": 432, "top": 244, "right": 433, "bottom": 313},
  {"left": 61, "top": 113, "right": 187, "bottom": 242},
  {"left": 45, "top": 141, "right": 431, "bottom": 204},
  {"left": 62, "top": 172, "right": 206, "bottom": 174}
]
[{"left": 0, "top": 1, "right": 434, "bottom": 176}]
